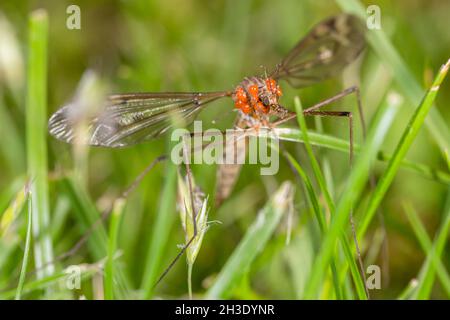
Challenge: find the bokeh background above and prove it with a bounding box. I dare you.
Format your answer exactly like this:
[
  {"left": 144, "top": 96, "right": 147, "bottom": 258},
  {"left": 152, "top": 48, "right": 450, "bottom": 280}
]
[{"left": 0, "top": 0, "right": 449, "bottom": 299}]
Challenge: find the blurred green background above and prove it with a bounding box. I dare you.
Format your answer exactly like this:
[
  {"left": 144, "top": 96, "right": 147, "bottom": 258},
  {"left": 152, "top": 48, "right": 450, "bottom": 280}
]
[{"left": 0, "top": 0, "right": 449, "bottom": 299}]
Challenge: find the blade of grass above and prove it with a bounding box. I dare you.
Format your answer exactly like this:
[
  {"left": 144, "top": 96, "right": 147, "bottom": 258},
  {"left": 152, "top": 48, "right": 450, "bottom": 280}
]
[
  {"left": 60, "top": 177, "right": 108, "bottom": 258},
  {"left": 0, "top": 97, "right": 24, "bottom": 174},
  {"left": 333, "top": 92, "right": 403, "bottom": 293},
  {"left": 304, "top": 94, "right": 399, "bottom": 298},
  {"left": 293, "top": 98, "right": 367, "bottom": 300},
  {"left": 293, "top": 97, "right": 335, "bottom": 215},
  {"left": 358, "top": 59, "right": 450, "bottom": 239},
  {"left": 403, "top": 202, "right": 450, "bottom": 297},
  {"left": 0, "top": 178, "right": 24, "bottom": 215},
  {"left": 205, "top": 182, "right": 294, "bottom": 299},
  {"left": 336, "top": 0, "right": 450, "bottom": 152},
  {"left": 283, "top": 151, "right": 342, "bottom": 299},
  {"left": 1, "top": 264, "right": 99, "bottom": 299},
  {"left": 58, "top": 177, "right": 130, "bottom": 298},
  {"left": 376, "top": 151, "right": 450, "bottom": 185},
  {"left": 2, "top": 273, "right": 66, "bottom": 300},
  {"left": 26, "top": 9, "right": 54, "bottom": 281},
  {"left": 314, "top": 117, "right": 336, "bottom": 197},
  {"left": 15, "top": 189, "right": 32, "bottom": 300},
  {"left": 397, "top": 279, "right": 419, "bottom": 300},
  {"left": 0, "top": 180, "right": 30, "bottom": 236},
  {"left": 0, "top": 14, "right": 25, "bottom": 174},
  {"left": 104, "top": 198, "right": 125, "bottom": 300},
  {"left": 274, "top": 129, "right": 450, "bottom": 185},
  {"left": 141, "top": 159, "right": 177, "bottom": 299}
]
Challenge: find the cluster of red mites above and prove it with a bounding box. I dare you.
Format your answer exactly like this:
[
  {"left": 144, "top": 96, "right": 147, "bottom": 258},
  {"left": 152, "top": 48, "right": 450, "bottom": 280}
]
[
  {"left": 233, "top": 78, "right": 282, "bottom": 116},
  {"left": 234, "top": 86, "right": 252, "bottom": 114},
  {"left": 265, "top": 78, "right": 283, "bottom": 97}
]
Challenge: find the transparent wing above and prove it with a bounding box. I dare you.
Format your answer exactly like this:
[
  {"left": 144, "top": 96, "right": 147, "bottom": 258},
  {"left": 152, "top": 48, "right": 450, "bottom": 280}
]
[
  {"left": 48, "top": 91, "right": 231, "bottom": 148},
  {"left": 272, "top": 14, "right": 366, "bottom": 88}
]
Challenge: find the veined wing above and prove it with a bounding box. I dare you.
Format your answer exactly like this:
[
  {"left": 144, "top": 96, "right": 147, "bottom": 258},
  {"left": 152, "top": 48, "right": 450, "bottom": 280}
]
[
  {"left": 272, "top": 14, "right": 366, "bottom": 88},
  {"left": 48, "top": 91, "right": 231, "bottom": 148}
]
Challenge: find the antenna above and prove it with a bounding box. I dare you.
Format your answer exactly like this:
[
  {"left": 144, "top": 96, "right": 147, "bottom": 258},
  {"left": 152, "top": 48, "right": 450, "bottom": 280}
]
[{"left": 259, "top": 65, "right": 268, "bottom": 78}]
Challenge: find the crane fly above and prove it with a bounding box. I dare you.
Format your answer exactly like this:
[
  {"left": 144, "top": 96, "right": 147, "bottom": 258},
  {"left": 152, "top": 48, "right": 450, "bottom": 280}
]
[
  {"left": 48, "top": 14, "right": 365, "bottom": 149},
  {"left": 48, "top": 13, "right": 369, "bottom": 291}
]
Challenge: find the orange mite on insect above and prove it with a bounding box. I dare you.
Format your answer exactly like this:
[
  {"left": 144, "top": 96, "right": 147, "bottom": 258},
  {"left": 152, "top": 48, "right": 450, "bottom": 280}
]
[
  {"left": 232, "top": 77, "right": 282, "bottom": 116},
  {"left": 265, "top": 78, "right": 283, "bottom": 97}
]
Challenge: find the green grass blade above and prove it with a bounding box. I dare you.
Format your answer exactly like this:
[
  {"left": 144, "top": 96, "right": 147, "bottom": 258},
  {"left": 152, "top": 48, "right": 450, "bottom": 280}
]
[
  {"left": 0, "top": 101, "right": 24, "bottom": 174},
  {"left": 1, "top": 273, "right": 66, "bottom": 300},
  {"left": 0, "top": 14, "right": 25, "bottom": 174},
  {"left": 359, "top": 59, "right": 450, "bottom": 239},
  {"left": 1, "top": 265, "right": 98, "bottom": 299},
  {"left": 376, "top": 152, "right": 450, "bottom": 185},
  {"left": 0, "top": 180, "right": 30, "bottom": 236},
  {"left": 26, "top": 9, "right": 54, "bottom": 282},
  {"left": 104, "top": 198, "right": 125, "bottom": 300},
  {"left": 273, "top": 129, "right": 450, "bottom": 185},
  {"left": 293, "top": 98, "right": 367, "bottom": 300},
  {"left": 403, "top": 202, "right": 450, "bottom": 298},
  {"left": 205, "top": 182, "right": 294, "bottom": 299},
  {"left": 304, "top": 95, "right": 399, "bottom": 298},
  {"left": 294, "top": 97, "right": 335, "bottom": 214},
  {"left": 60, "top": 177, "right": 108, "bottom": 258},
  {"left": 416, "top": 194, "right": 450, "bottom": 298},
  {"left": 58, "top": 177, "right": 130, "bottom": 298},
  {"left": 336, "top": 0, "right": 450, "bottom": 152},
  {"left": 283, "top": 152, "right": 342, "bottom": 299},
  {"left": 397, "top": 279, "right": 419, "bottom": 300},
  {"left": 141, "top": 160, "right": 177, "bottom": 299},
  {"left": 15, "top": 191, "right": 32, "bottom": 300},
  {"left": 314, "top": 117, "right": 336, "bottom": 197}
]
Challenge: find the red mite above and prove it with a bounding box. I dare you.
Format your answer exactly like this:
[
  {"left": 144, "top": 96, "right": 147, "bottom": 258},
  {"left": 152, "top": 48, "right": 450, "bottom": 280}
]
[
  {"left": 49, "top": 14, "right": 365, "bottom": 148},
  {"left": 233, "top": 77, "right": 282, "bottom": 117}
]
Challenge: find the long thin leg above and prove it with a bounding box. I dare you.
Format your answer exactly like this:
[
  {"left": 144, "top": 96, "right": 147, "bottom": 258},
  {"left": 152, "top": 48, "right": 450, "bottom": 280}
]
[
  {"left": 273, "top": 86, "right": 365, "bottom": 134},
  {"left": 13, "top": 155, "right": 168, "bottom": 284},
  {"left": 303, "top": 110, "right": 354, "bottom": 161},
  {"left": 155, "top": 127, "right": 258, "bottom": 288},
  {"left": 153, "top": 230, "right": 198, "bottom": 288},
  {"left": 273, "top": 86, "right": 389, "bottom": 290},
  {"left": 153, "top": 135, "right": 200, "bottom": 288},
  {"left": 303, "top": 86, "right": 366, "bottom": 135},
  {"left": 64, "top": 154, "right": 168, "bottom": 259},
  {"left": 302, "top": 109, "right": 370, "bottom": 299},
  {"left": 305, "top": 86, "right": 389, "bottom": 287}
]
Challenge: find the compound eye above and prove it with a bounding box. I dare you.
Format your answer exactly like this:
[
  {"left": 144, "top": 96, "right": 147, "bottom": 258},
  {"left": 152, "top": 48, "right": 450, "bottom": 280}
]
[{"left": 261, "top": 95, "right": 270, "bottom": 106}]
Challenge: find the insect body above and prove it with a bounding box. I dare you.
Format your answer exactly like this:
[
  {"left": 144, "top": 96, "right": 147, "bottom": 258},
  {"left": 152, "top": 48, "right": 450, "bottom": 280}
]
[
  {"left": 49, "top": 13, "right": 366, "bottom": 206},
  {"left": 49, "top": 14, "right": 365, "bottom": 148}
]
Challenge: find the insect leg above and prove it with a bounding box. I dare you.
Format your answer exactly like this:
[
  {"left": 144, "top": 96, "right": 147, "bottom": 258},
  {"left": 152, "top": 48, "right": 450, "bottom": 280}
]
[
  {"left": 153, "top": 134, "right": 199, "bottom": 288},
  {"left": 303, "top": 109, "right": 370, "bottom": 299},
  {"left": 304, "top": 86, "right": 389, "bottom": 287},
  {"left": 62, "top": 155, "right": 168, "bottom": 258},
  {"left": 10, "top": 155, "right": 168, "bottom": 286},
  {"left": 303, "top": 86, "right": 366, "bottom": 136},
  {"left": 273, "top": 86, "right": 366, "bottom": 133},
  {"left": 303, "top": 110, "right": 354, "bottom": 160}
]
